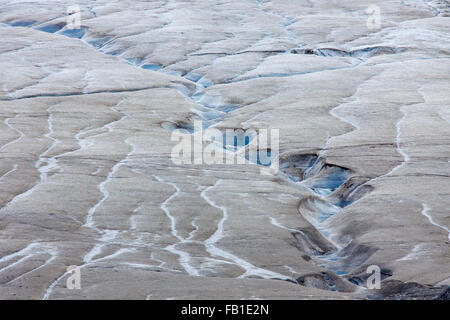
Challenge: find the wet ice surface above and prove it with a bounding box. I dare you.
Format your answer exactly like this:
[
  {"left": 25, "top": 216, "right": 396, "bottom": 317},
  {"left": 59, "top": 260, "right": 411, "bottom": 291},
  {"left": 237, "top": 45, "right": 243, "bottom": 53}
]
[
  {"left": 59, "top": 28, "right": 86, "bottom": 39},
  {"left": 141, "top": 64, "right": 163, "bottom": 71},
  {"left": 9, "top": 20, "right": 35, "bottom": 27},
  {"left": 88, "top": 37, "right": 110, "bottom": 49},
  {"left": 308, "top": 166, "right": 350, "bottom": 193},
  {"left": 0, "top": 0, "right": 449, "bottom": 300},
  {"left": 37, "top": 24, "right": 64, "bottom": 33}
]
